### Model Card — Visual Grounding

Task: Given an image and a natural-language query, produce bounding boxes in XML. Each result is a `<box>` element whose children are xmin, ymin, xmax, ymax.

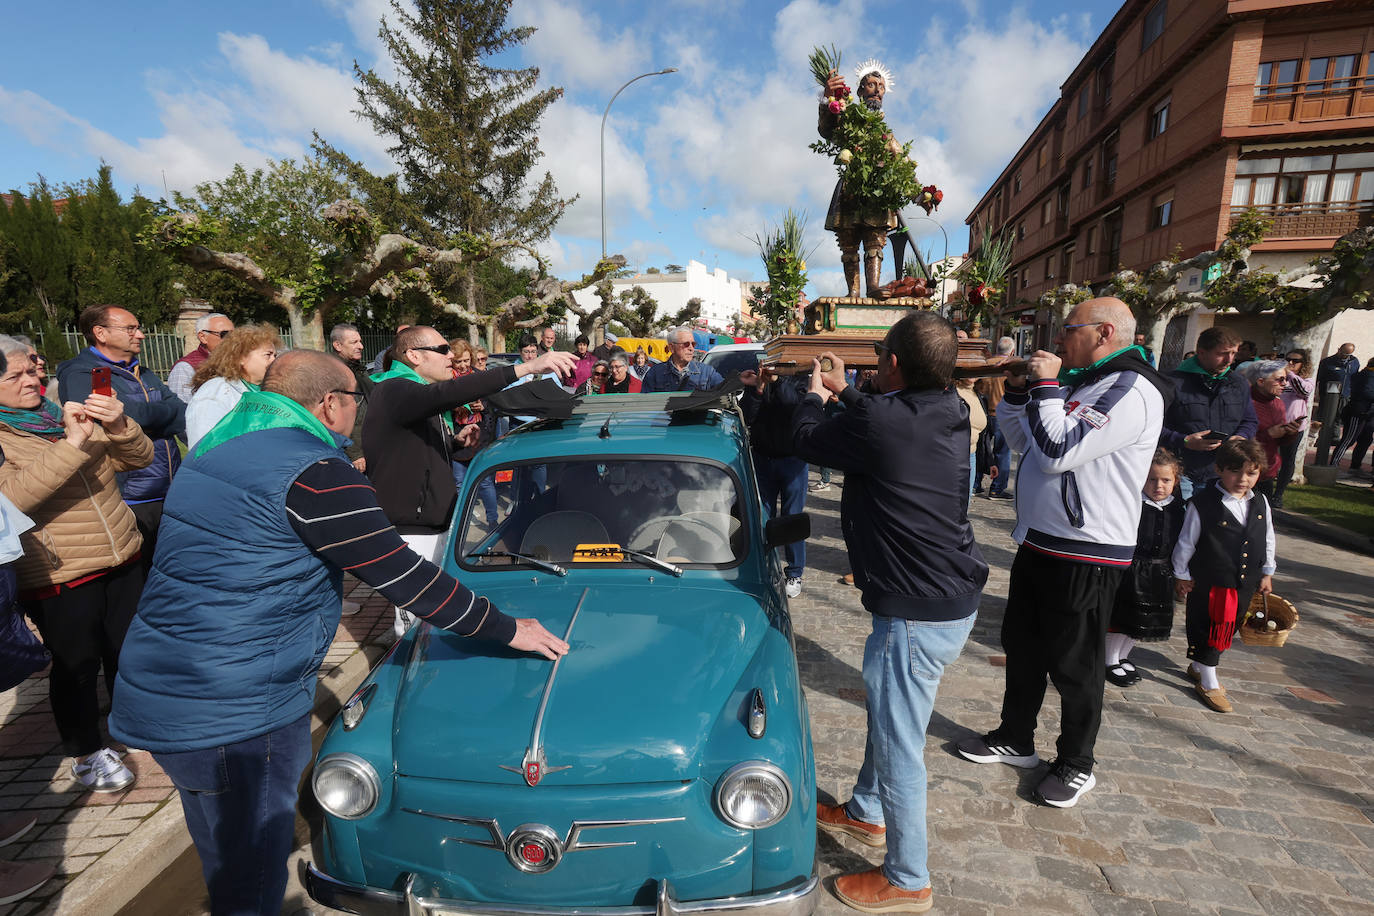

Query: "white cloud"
<box><xmin>538</xmin><ymin>97</ymin><xmax>653</xmax><ymax>245</ymax></box>
<box><xmin>516</xmin><ymin>0</ymin><xmax>651</xmax><ymax>92</ymax></box>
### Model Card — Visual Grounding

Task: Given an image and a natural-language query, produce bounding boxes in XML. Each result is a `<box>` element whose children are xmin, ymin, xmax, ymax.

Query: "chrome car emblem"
<box><xmin>500</xmin><ymin>588</ymin><xmax>588</xmax><ymax>787</ymax></box>
<box><xmin>404</xmin><ymin>811</ymin><xmax>686</xmax><ymax>874</ymax></box>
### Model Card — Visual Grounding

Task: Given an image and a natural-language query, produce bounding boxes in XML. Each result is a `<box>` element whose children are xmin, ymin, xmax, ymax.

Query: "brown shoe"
<box><xmin>833</xmin><ymin>867</ymin><xmax>933</xmax><ymax>913</ymax></box>
<box><xmin>817</xmin><ymin>801</ymin><xmax>886</xmax><ymax>847</ymax></box>
<box><xmin>1195</xmin><ymin>681</ymin><xmax>1232</xmax><ymax>713</ymax></box>
<box><xmin>842</xmin><ymin>573</ymin><xmax>855</xmax><ymax>586</ymax></box>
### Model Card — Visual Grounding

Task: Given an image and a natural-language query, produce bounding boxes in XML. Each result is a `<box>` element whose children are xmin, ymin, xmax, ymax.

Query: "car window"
<box><xmin>701</xmin><ymin>349</ymin><xmax>763</xmax><ymax>377</ymax></box>
<box><xmin>458</xmin><ymin>459</ymin><xmax>746</xmax><ymax>569</ymax></box>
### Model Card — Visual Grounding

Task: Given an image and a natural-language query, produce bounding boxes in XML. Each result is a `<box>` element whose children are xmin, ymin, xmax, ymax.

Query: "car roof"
<box><xmin>476</xmin><ymin>396</ymin><xmax>750</xmax><ymax>466</ymax></box>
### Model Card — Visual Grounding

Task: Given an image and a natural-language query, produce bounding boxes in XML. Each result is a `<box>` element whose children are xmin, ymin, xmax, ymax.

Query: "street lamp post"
<box><xmin>601</xmin><ymin>68</ymin><xmax>678</xmax><ymax>259</ymax></box>
<box><xmin>903</xmin><ymin>214</ymin><xmax>950</xmax><ymax>310</ymax></box>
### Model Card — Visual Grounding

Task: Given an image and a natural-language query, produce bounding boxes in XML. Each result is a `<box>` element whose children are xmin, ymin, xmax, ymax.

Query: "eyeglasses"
<box><xmin>100</xmin><ymin>324</ymin><xmax>143</xmax><ymax>335</ymax></box>
<box><xmin>593</xmin><ymin>371</ymin><xmax>608</xmax><ymax>378</ymax></box>
<box><xmin>328</xmin><ymin>389</ymin><xmax>367</xmax><ymax>405</ymax></box>
<box><xmin>873</xmin><ymin>341</ymin><xmax>892</xmax><ymax>357</ymax></box>
<box><xmin>1286</xmin><ymin>357</ymin><xmax>1303</xmax><ymax>364</ymax></box>
<box><xmin>203</xmin><ymin>328</ymin><xmax>232</xmax><ymax>339</ymax></box>
<box><xmin>411</xmin><ymin>343</ymin><xmax>452</xmax><ymax>356</ymax></box>
<box><xmin>1062</xmin><ymin>321</ymin><xmax>1103</xmax><ymax>330</ymax></box>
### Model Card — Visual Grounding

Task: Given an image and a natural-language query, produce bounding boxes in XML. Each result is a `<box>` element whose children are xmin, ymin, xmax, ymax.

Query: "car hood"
<box><xmin>391</xmin><ymin>582</ymin><xmax>768</xmax><ymax>785</ymax></box>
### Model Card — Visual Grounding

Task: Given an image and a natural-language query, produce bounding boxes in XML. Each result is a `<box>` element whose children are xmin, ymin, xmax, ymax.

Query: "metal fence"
<box><xmin>27</xmin><ymin>325</ymin><xmax>406</xmax><ymax>377</ymax></box>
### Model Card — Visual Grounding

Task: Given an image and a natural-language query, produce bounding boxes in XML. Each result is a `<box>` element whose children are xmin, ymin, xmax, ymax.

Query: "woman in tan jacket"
<box><xmin>0</xmin><ymin>336</ymin><xmax>153</xmax><ymax>793</ymax></box>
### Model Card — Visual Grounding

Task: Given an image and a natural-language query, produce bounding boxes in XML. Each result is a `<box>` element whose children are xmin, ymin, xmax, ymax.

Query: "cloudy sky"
<box><xmin>0</xmin><ymin>0</ymin><xmax>1119</xmax><ymax>298</ymax></box>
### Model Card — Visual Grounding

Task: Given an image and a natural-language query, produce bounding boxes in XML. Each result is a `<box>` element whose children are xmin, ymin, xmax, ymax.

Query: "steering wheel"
<box><xmin>626</xmin><ymin>515</ymin><xmax>729</xmax><ymax>562</ymax></box>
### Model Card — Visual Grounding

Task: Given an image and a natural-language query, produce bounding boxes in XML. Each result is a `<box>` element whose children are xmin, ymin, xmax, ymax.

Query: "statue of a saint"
<box><xmin>818</xmin><ymin>59</ymin><xmax>899</xmax><ymax>299</ymax></box>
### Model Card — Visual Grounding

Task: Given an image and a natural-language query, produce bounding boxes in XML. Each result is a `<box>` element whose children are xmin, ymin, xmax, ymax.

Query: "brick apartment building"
<box><xmin>965</xmin><ymin>0</ymin><xmax>1374</xmax><ymax>362</ymax></box>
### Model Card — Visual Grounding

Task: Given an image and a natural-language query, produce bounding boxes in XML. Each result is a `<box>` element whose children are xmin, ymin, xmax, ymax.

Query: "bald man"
<box><xmin>112</xmin><ymin>350</ymin><xmax>567</xmax><ymax>915</ymax></box>
<box><xmin>957</xmin><ymin>298</ymin><xmax>1171</xmax><ymax>808</ymax></box>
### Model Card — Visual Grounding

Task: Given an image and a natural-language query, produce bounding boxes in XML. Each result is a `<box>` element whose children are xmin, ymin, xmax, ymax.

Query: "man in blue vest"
<box><xmin>110</xmin><ymin>349</ymin><xmax>568</xmax><ymax>916</ymax></box>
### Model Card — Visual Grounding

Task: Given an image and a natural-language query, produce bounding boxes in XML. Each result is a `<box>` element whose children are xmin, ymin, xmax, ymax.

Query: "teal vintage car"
<box><xmin>306</xmin><ymin>391</ymin><xmax>818</xmax><ymax>914</ymax></box>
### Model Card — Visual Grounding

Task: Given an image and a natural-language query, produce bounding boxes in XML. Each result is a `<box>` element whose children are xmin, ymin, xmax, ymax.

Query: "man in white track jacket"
<box><xmin>957</xmin><ymin>297</ymin><xmax>1171</xmax><ymax>808</ymax></box>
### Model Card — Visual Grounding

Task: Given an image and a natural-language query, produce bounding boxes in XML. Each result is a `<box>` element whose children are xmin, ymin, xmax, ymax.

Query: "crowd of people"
<box><xmin>0</xmin><ymin>302</ymin><xmax>1356</xmax><ymax>912</ymax></box>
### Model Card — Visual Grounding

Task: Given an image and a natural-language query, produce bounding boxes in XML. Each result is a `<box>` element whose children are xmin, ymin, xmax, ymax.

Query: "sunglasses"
<box><xmin>412</xmin><ymin>343</ymin><xmax>452</xmax><ymax>356</ymax></box>
<box><xmin>873</xmin><ymin>341</ymin><xmax>892</xmax><ymax>357</ymax></box>
<box><xmin>1286</xmin><ymin>357</ymin><xmax>1303</xmax><ymax>364</ymax></box>
<box><xmin>593</xmin><ymin>371</ymin><xmax>608</xmax><ymax>378</ymax></box>
<box><xmin>204</xmin><ymin>328</ymin><xmax>232</xmax><ymax>339</ymax></box>
<box><xmin>328</xmin><ymin>389</ymin><xmax>366</xmax><ymax>405</ymax></box>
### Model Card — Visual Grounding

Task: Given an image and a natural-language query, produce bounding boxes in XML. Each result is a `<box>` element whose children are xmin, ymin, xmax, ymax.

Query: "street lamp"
<box><xmin>904</xmin><ymin>214</ymin><xmax>950</xmax><ymax>304</ymax></box>
<box><xmin>601</xmin><ymin>68</ymin><xmax>678</xmax><ymax>259</ymax></box>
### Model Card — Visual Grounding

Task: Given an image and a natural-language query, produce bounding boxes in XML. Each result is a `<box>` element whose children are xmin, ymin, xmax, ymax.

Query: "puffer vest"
<box><xmin>110</xmin><ymin>426</ymin><xmax>347</xmax><ymax>752</ymax></box>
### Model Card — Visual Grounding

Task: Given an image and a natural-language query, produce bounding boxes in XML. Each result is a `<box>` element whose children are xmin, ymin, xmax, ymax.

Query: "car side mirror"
<box><xmin>765</xmin><ymin>513</ymin><xmax>810</xmax><ymax>549</ymax></box>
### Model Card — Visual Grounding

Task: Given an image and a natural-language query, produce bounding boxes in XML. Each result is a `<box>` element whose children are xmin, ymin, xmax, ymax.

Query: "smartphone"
<box><xmin>91</xmin><ymin>366</ymin><xmax>113</xmax><ymax>397</ymax></box>
<box><xmin>1202</xmin><ymin>431</ymin><xmax>1227</xmax><ymax>441</ymax></box>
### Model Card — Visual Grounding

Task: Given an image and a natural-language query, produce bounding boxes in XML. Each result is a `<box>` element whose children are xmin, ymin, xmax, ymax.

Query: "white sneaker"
<box><xmin>72</xmin><ymin>748</ymin><xmax>135</xmax><ymax>793</ymax></box>
<box><xmin>392</xmin><ymin>607</ymin><xmax>416</xmax><ymax>637</ymax></box>
<box><xmin>785</xmin><ymin>578</ymin><xmax>802</xmax><ymax>598</ymax></box>
<box><xmin>808</xmin><ymin>481</ymin><xmax>830</xmax><ymax>492</ymax></box>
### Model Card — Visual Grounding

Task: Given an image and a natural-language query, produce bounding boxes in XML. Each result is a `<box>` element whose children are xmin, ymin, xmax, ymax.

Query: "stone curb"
<box><xmin>53</xmin><ymin>641</ymin><xmax>389</xmax><ymax>916</ymax></box>
<box><xmin>1274</xmin><ymin>507</ymin><xmax>1374</xmax><ymax>556</ymax></box>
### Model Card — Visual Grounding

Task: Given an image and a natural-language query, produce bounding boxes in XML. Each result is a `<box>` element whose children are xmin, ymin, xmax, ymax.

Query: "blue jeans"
<box><xmin>755</xmin><ymin>454</ymin><xmax>807</xmax><ymax>578</ymax></box>
<box><xmin>155</xmin><ymin>714</ymin><xmax>312</xmax><ymax>916</ymax></box>
<box><xmin>453</xmin><ymin>461</ymin><xmax>498</xmax><ymax>527</ymax></box>
<box><xmin>846</xmin><ymin>613</ymin><xmax>977</xmax><ymax>890</ymax></box>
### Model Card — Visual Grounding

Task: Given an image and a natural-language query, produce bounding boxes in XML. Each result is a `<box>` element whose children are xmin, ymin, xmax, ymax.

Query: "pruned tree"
<box><xmin>149</xmin><ymin>198</ymin><xmax>623</xmax><ymax>350</ymax></box>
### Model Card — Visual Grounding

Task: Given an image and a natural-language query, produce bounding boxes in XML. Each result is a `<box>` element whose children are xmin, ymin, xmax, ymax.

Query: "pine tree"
<box><xmin>316</xmin><ymin>0</ymin><xmax>574</xmax><ymax>323</ymax></box>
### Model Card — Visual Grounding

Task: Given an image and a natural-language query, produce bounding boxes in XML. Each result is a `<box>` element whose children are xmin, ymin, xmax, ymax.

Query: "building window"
<box><xmin>1078</xmin><ymin>86</ymin><xmax>1090</xmax><ymax>119</ymax></box>
<box><xmin>1141</xmin><ymin>0</ymin><xmax>1166</xmax><ymax>51</ymax></box>
<box><xmin>1041</xmin><ymin>199</ymin><xmax>1053</xmax><ymax>226</ymax></box>
<box><xmin>1255</xmin><ymin>59</ymin><xmax>1300</xmax><ymax>96</ymax></box>
<box><xmin>1150</xmin><ymin>191</ymin><xmax>1174</xmax><ymax>230</ymax></box>
<box><xmin>1148</xmin><ymin>96</ymin><xmax>1170</xmax><ymax>140</ymax></box>
<box><xmin>1232</xmin><ymin>151</ymin><xmax>1374</xmax><ymax>212</ymax></box>
<box><xmin>1045</xmin><ymin>255</ymin><xmax>1055</xmax><ymax>281</ymax></box>
<box><xmin>1305</xmin><ymin>55</ymin><xmax>1357</xmax><ymax>92</ymax></box>
<box><xmin>1021</xmin><ymin>272</ymin><xmax>1029</xmax><ymax>290</ymax></box>
<box><xmin>1085</xmin><ymin>227</ymin><xmax>1097</xmax><ymax>254</ymax></box>
<box><xmin>1082</xmin><ymin>156</ymin><xmax>1094</xmax><ymax>189</ymax></box>
<box><xmin>1014</xmin><ymin>172</ymin><xmax>1022</xmax><ymax>193</ymax></box>
<box><xmin>1038</xmin><ymin>142</ymin><xmax>1049</xmax><ymax>171</ymax></box>
<box><xmin>1367</xmin><ymin>52</ymin><xmax>1374</xmax><ymax>88</ymax></box>
<box><xmin>1018</xmin><ymin>221</ymin><xmax>1026</xmax><ymax>241</ymax></box>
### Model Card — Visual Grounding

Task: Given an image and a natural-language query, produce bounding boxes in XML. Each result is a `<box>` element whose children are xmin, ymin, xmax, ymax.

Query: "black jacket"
<box><xmin>791</xmin><ymin>384</ymin><xmax>988</xmax><ymax>620</ymax></box>
<box><xmin>363</xmin><ymin>365</ymin><xmax>517</xmax><ymax>534</ymax></box>
<box><xmin>741</xmin><ymin>375</ymin><xmax>811</xmax><ymax>458</ymax></box>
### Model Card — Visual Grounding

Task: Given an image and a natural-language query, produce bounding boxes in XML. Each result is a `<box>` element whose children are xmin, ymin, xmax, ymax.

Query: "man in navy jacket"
<box><xmin>1160</xmin><ymin>325</ymin><xmax>1257</xmax><ymax>497</ymax></box>
<box><xmin>792</xmin><ymin>311</ymin><xmax>987</xmax><ymax>913</ymax></box>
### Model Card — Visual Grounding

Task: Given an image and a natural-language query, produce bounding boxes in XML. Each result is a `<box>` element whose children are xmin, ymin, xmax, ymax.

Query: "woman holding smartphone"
<box><xmin>0</xmin><ymin>335</ymin><xmax>154</xmax><ymax>793</ymax></box>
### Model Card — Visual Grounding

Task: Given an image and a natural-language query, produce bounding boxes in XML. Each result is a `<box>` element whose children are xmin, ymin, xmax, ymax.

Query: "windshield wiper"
<box><xmin>619</xmin><ymin>546</ymin><xmax>683</xmax><ymax>577</ymax></box>
<box><xmin>465</xmin><ymin>549</ymin><xmax>568</xmax><ymax>577</ymax></box>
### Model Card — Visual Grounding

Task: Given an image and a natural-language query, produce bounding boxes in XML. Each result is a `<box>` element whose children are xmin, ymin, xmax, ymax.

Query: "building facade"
<box><xmin>570</xmin><ymin>260</ymin><xmax>745</xmax><ymax>331</ymax></box>
<box><xmin>965</xmin><ymin>0</ymin><xmax>1374</xmax><ymax>360</ymax></box>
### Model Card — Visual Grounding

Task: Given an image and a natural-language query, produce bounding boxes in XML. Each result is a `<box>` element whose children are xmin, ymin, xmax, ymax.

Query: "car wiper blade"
<box><xmin>465</xmin><ymin>549</ymin><xmax>568</xmax><ymax>577</ymax></box>
<box><xmin>618</xmin><ymin>546</ymin><xmax>683</xmax><ymax>577</ymax></box>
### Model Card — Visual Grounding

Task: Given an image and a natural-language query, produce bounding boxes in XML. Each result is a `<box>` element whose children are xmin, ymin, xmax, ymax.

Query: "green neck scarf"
<box><xmin>1174</xmin><ymin>354</ymin><xmax>1230</xmax><ymax>380</ymax></box>
<box><xmin>192</xmin><ymin>390</ymin><xmax>337</xmax><ymax>458</ymax></box>
<box><xmin>1058</xmin><ymin>345</ymin><xmax>1147</xmax><ymax>385</ymax></box>
<box><xmin>370</xmin><ymin>360</ymin><xmax>455</xmax><ymax>427</ymax></box>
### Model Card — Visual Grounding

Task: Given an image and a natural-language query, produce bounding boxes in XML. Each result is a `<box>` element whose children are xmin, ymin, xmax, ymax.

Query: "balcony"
<box><xmin>1230</xmin><ymin>201</ymin><xmax>1374</xmax><ymax>239</ymax></box>
<box><xmin>1252</xmin><ymin>77</ymin><xmax>1374</xmax><ymax>125</ymax></box>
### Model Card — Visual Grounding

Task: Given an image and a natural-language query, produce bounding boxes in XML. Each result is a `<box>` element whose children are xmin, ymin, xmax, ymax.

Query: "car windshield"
<box><xmin>457</xmin><ymin>459</ymin><xmax>746</xmax><ymax>569</ymax></box>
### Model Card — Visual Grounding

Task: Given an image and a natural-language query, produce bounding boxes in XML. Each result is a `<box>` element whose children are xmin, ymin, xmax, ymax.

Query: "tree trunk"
<box><xmin>286</xmin><ymin>305</ymin><xmax>326</xmax><ymax>351</ymax></box>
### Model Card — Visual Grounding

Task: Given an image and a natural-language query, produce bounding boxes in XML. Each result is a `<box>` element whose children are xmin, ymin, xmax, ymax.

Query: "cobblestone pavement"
<box><xmin>797</xmin><ymin>472</ymin><xmax>1374</xmax><ymax>915</ymax></box>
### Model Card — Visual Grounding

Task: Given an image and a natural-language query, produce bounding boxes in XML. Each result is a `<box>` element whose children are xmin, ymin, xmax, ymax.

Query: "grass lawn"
<box><xmin>1282</xmin><ymin>482</ymin><xmax>1374</xmax><ymax>538</ymax></box>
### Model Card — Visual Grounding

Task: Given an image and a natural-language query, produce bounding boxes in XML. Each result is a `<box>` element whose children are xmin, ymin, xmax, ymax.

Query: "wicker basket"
<box><xmin>1239</xmin><ymin>592</ymin><xmax>1299</xmax><ymax>647</ymax></box>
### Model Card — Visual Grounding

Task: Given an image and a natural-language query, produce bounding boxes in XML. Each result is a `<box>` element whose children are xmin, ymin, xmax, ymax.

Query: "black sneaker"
<box><xmin>955</xmin><ymin>733</ymin><xmax>1040</xmax><ymax>768</ymax></box>
<box><xmin>988</xmin><ymin>491</ymin><xmax>1014</xmax><ymax>501</ymax></box>
<box><xmin>1035</xmin><ymin>761</ymin><xmax>1096</xmax><ymax>808</ymax></box>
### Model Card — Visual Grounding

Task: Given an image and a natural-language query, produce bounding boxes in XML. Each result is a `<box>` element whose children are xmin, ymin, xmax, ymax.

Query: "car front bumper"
<box><xmin>305</xmin><ymin>863</ymin><xmax>819</xmax><ymax>916</ymax></box>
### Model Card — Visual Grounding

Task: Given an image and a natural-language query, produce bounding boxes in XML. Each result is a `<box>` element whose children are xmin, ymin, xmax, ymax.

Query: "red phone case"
<box><xmin>91</xmin><ymin>367</ymin><xmax>113</xmax><ymax>397</ymax></box>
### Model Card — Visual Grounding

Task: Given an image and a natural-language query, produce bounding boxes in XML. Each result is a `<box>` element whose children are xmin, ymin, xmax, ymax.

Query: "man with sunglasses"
<box><xmin>365</xmin><ymin>326</ymin><xmax>575</xmax><ymax>635</ymax></box>
<box><xmin>167</xmin><ymin>312</ymin><xmax>235</xmax><ymax>404</ymax></box>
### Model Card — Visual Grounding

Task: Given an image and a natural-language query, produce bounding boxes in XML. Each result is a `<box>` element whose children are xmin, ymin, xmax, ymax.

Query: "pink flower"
<box><xmin>828</xmin><ymin>98</ymin><xmax>844</xmax><ymax>113</ymax></box>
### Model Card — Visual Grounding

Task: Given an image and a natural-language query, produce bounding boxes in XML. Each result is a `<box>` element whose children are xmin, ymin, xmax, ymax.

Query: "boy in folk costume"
<box><xmin>1172</xmin><ymin>439</ymin><xmax>1276</xmax><ymax>713</ymax></box>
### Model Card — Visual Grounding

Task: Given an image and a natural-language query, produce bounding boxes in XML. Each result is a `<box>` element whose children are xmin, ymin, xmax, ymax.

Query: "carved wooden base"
<box><xmin>764</xmin><ymin>334</ymin><xmax>1004</xmax><ymax>375</ymax></box>
<box><xmin>802</xmin><ymin>296</ymin><xmax>936</xmax><ymax>336</ymax></box>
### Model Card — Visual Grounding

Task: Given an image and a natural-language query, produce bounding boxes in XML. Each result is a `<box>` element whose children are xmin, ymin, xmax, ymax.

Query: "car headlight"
<box><xmin>313</xmin><ymin>753</ymin><xmax>380</xmax><ymax>820</ymax></box>
<box><xmin>714</xmin><ymin>761</ymin><xmax>791</xmax><ymax>829</ymax></box>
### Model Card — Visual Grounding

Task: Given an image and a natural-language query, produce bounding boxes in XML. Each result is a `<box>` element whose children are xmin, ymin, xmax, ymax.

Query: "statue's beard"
<box><xmin>862</xmin><ymin>96</ymin><xmax>883</xmax><ymax>111</ymax></box>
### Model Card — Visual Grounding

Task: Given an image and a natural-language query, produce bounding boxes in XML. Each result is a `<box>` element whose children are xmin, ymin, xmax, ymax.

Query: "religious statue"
<box><xmin>809</xmin><ymin>47</ymin><xmax>939</xmax><ymax>301</ymax></box>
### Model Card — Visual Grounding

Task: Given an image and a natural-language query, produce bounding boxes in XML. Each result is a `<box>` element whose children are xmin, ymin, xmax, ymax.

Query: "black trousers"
<box><xmin>129</xmin><ymin>500</ymin><xmax>164</xmax><ymax>578</ymax></box>
<box><xmin>23</xmin><ymin>561</ymin><xmax>144</xmax><ymax>757</ymax></box>
<box><xmin>995</xmin><ymin>547</ymin><xmax>1123</xmax><ymax>772</ymax></box>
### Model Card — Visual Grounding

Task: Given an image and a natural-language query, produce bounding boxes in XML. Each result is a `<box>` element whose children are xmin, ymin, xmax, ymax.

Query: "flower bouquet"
<box><xmin>751</xmin><ymin>210</ymin><xmax>815</xmax><ymax>334</ymax></box>
<box><xmin>807</xmin><ymin>45</ymin><xmax>935</xmax><ymax>217</ymax></box>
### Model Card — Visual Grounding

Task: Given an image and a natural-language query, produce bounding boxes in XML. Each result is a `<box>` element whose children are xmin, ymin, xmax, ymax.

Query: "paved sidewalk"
<box><xmin>0</xmin><ymin>579</ymin><xmax>395</xmax><ymax>916</ymax></box>
<box><xmin>800</xmin><ymin>475</ymin><xmax>1374</xmax><ymax>915</ymax></box>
